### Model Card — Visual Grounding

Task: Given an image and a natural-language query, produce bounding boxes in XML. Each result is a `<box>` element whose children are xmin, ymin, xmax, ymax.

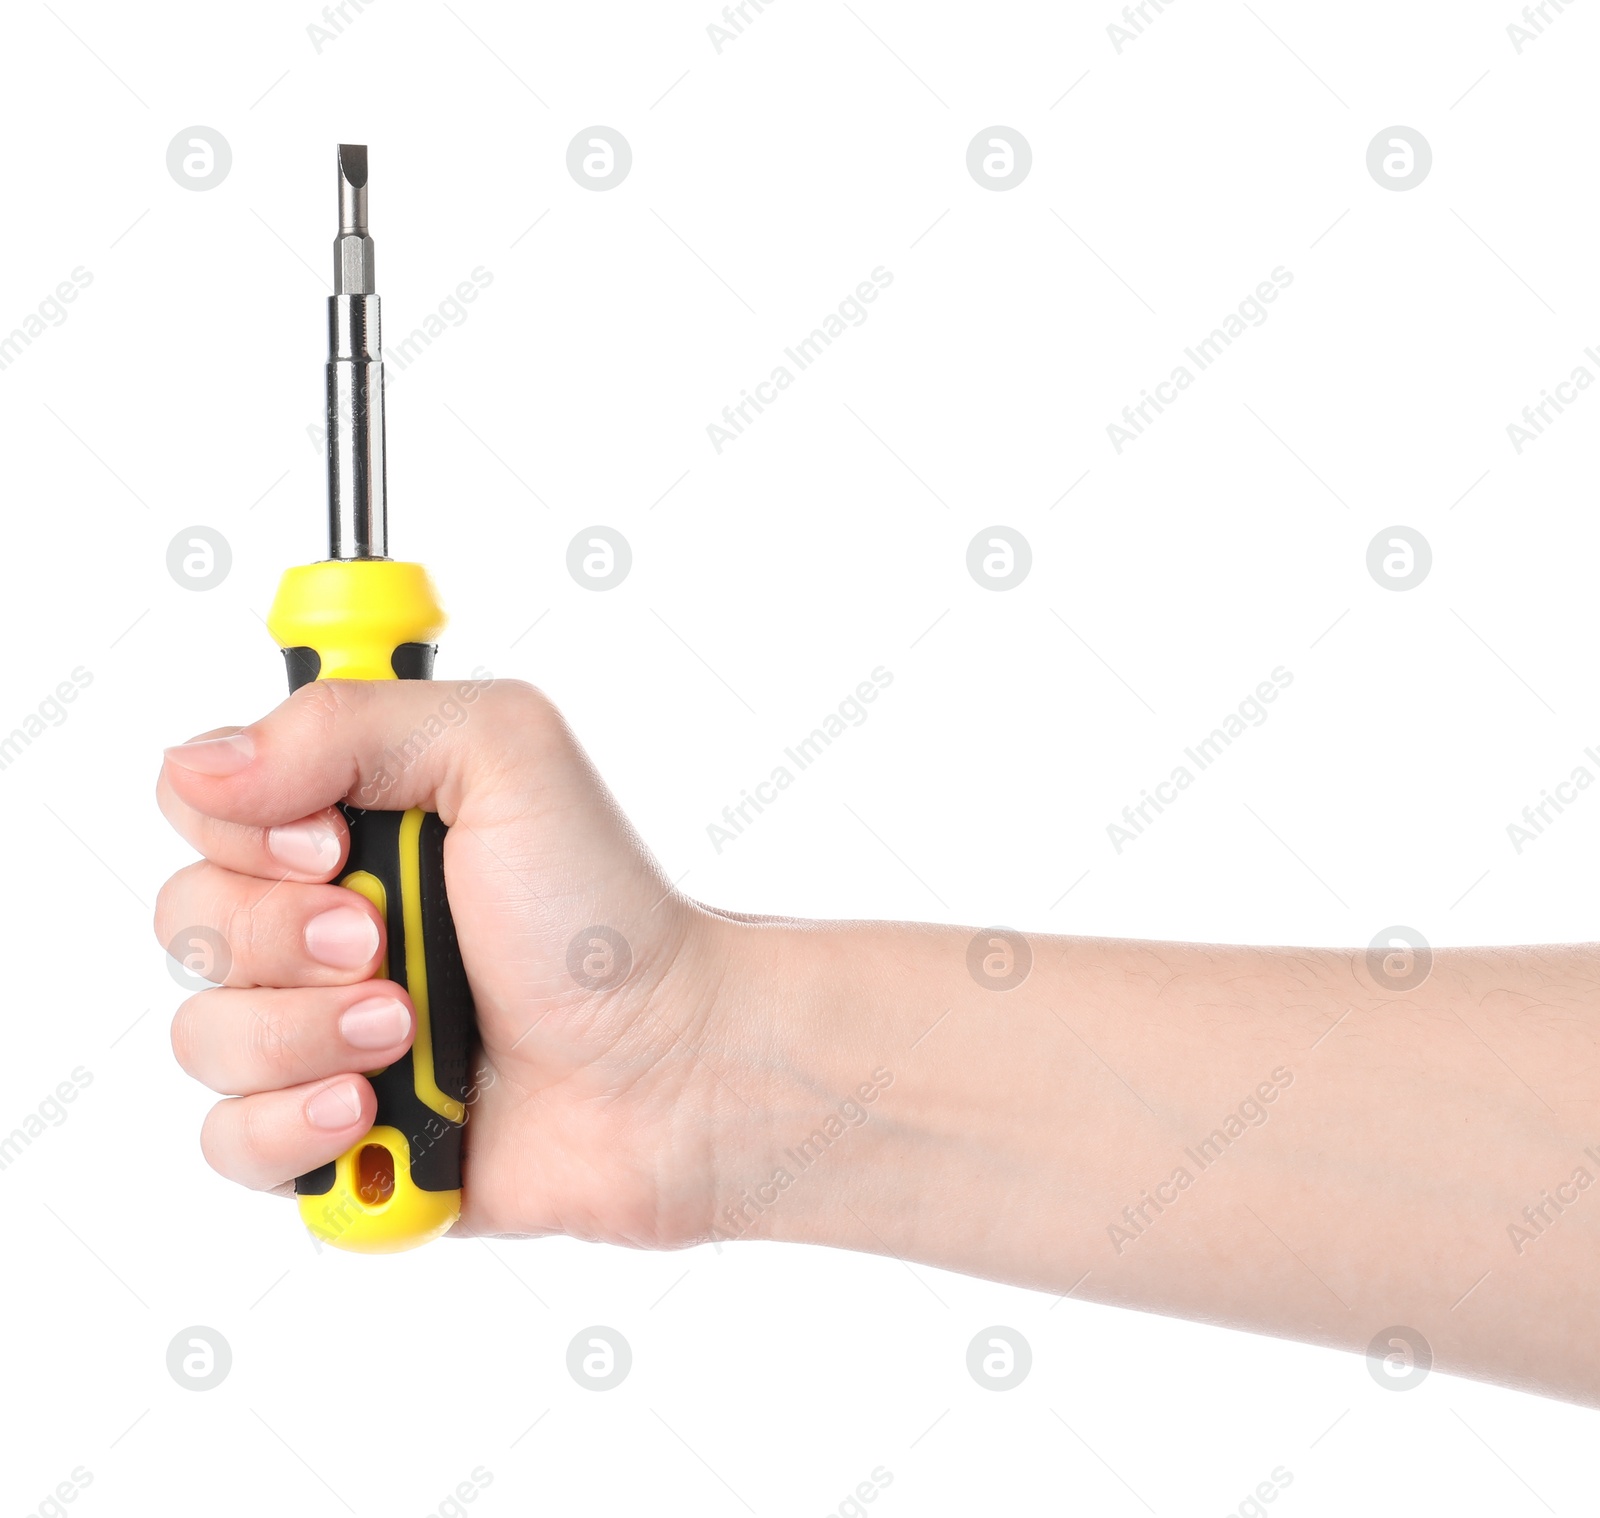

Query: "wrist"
<box><xmin>692</xmin><ymin>914</ymin><xmax>1119</xmax><ymax>1293</ymax></box>
<box><xmin>692</xmin><ymin>913</ymin><xmax>950</xmax><ymax>1258</ymax></box>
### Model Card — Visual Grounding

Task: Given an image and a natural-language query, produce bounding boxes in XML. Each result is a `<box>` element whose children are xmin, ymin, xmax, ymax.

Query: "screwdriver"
<box><xmin>266</xmin><ymin>145</ymin><xmax>476</xmax><ymax>1253</ymax></box>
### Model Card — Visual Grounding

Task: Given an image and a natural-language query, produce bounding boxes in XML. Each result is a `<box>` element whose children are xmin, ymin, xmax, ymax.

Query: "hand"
<box><xmin>156</xmin><ymin>678</ymin><xmax>744</xmax><ymax>1245</ymax></box>
<box><xmin>156</xmin><ymin>678</ymin><xmax>1600</xmax><ymax>1406</ymax></box>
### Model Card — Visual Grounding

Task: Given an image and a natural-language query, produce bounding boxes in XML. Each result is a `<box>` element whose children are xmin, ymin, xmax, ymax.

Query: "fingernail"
<box><xmin>339</xmin><ymin>995</ymin><xmax>410</xmax><ymax>1050</ymax></box>
<box><xmin>165</xmin><ymin>732</ymin><xmax>255</xmax><ymax>776</ymax></box>
<box><xmin>305</xmin><ymin>907</ymin><xmax>379</xmax><ymax>969</ymax></box>
<box><xmin>305</xmin><ymin>1078</ymin><xmax>363</xmax><ymax>1130</ymax></box>
<box><xmin>268</xmin><ymin>818</ymin><xmax>342</xmax><ymax>876</ymax></box>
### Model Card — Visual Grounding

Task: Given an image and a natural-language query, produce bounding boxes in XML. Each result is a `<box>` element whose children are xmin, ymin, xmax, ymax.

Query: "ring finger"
<box><xmin>172</xmin><ymin>981</ymin><xmax>415</xmax><ymax>1096</ymax></box>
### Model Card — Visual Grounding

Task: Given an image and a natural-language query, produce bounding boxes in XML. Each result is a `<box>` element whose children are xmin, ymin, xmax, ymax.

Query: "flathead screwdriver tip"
<box><xmin>333</xmin><ymin>144</ymin><xmax>374</xmax><ymax>295</ymax></box>
<box><xmin>337</xmin><ymin>144</ymin><xmax>369</xmax><ymax>234</ymax></box>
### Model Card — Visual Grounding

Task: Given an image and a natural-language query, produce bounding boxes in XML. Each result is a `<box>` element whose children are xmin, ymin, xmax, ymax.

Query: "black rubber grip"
<box><xmin>283</xmin><ymin>644</ymin><xmax>477</xmax><ymax>1199</ymax></box>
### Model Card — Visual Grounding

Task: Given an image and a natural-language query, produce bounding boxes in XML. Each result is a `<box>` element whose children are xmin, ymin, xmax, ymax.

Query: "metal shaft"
<box><xmin>327</xmin><ymin>144</ymin><xmax>386</xmax><ymax>560</ymax></box>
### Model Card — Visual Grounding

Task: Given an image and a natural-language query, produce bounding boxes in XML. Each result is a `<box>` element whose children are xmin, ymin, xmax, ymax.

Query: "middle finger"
<box><xmin>172</xmin><ymin>981</ymin><xmax>415</xmax><ymax>1095</ymax></box>
<box><xmin>155</xmin><ymin>859</ymin><xmax>386</xmax><ymax>988</ymax></box>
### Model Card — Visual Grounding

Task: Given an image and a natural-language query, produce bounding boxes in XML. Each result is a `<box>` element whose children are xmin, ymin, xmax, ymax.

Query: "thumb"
<box><xmin>160</xmin><ymin>677</ymin><xmax>562</xmax><ymax>829</ymax></box>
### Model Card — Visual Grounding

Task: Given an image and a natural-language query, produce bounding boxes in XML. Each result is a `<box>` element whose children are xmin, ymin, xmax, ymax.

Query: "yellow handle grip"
<box><xmin>268</xmin><ymin>560</ymin><xmax>474</xmax><ymax>1254</ymax></box>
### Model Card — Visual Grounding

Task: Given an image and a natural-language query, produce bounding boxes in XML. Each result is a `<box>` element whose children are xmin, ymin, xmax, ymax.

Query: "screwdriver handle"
<box><xmin>267</xmin><ymin>559</ymin><xmax>476</xmax><ymax>1253</ymax></box>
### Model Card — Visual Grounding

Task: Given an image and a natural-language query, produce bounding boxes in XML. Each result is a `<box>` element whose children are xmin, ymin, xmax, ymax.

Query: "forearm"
<box><xmin>713</xmin><ymin>920</ymin><xmax>1600</xmax><ymax>1405</ymax></box>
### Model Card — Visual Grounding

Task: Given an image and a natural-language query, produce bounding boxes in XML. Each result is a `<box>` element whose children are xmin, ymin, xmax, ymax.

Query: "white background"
<box><xmin>1</xmin><ymin>0</ymin><xmax>1597</xmax><ymax>1512</ymax></box>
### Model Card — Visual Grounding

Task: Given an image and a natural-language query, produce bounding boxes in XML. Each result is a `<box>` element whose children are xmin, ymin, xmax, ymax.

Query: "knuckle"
<box><xmin>221</xmin><ymin>898</ymin><xmax>258</xmax><ymax>983</ymax></box>
<box><xmin>489</xmin><ymin>678</ymin><xmax>553</xmax><ymax>726</ymax></box>
<box><xmin>244</xmin><ymin>1007</ymin><xmax>300</xmax><ymax>1083</ymax></box>
<box><xmin>292</xmin><ymin>678</ymin><xmax>359</xmax><ymax>731</ymax></box>
<box><xmin>486</xmin><ymin>680</ymin><xmax>562</xmax><ymax>753</ymax></box>
<box><xmin>231</xmin><ymin>1097</ymin><xmax>278</xmax><ymax>1173</ymax></box>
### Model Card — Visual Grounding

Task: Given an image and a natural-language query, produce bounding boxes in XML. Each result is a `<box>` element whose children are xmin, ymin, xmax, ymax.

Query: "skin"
<box><xmin>156</xmin><ymin>679</ymin><xmax>1600</xmax><ymax>1407</ymax></box>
